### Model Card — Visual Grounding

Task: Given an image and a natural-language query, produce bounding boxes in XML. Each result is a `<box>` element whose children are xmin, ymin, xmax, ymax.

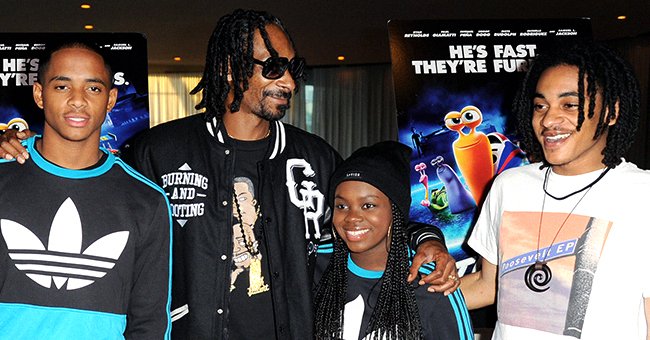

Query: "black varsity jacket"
<box><xmin>123</xmin><ymin>113</ymin><xmax>342</xmax><ymax>339</ymax></box>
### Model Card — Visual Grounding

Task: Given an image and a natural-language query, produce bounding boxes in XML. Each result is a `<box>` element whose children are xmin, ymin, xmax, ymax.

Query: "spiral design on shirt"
<box><xmin>524</xmin><ymin>262</ymin><xmax>552</xmax><ymax>292</ymax></box>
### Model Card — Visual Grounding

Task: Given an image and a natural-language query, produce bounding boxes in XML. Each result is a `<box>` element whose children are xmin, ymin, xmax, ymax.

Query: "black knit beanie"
<box><xmin>329</xmin><ymin>141</ymin><xmax>412</xmax><ymax>217</ymax></box>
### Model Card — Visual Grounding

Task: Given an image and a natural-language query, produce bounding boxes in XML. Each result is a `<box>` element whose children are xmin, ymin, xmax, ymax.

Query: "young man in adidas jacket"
<box><xmin>0</xmin><ymin>42</ymin><xmax>172</xmax><ymax>339</ymax></box>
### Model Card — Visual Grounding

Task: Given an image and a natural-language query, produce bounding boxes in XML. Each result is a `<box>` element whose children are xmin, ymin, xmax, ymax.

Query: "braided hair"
<box><xmin>190</xmin><ymin>9</ymin><xmax>299</xmax><ymax>120</ymax></box>
<box><xmin>513</xmin><ymin>41</ymin><xmax>640</xmax><ymax>168</ymax></box>
<box><xmin>314</xmin><ymin>204</ymin><xmax>423</xmax><ymax>340</ymax></box>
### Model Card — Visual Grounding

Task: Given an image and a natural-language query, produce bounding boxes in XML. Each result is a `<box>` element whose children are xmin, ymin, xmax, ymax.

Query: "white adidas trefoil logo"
<box><xmin>1</xmin><ymin>197</ymin><xmax>129</xmax><ymax>290</ymax></box>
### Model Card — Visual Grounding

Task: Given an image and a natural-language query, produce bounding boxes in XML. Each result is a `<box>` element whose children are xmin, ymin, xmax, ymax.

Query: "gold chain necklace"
<box><xmin>226</xmin><ymin>128</ymin><xmax>271</xmax><ymax>140</ymax></box>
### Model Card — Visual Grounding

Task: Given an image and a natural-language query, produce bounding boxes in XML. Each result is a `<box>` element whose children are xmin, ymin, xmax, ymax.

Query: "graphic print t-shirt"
<box><xmin>227</xmin><ymin>136</ymin><xmax>275</xmax><ymax>339</ymax></box>
<box><xmin>468</xmin><ymin>163</ymin><xmax>650</xmax><ymax>340</ymax></box>
<box><xmin>498</xmin><ymin>210</ymin><xmax>611</xmax><ymax>336</ymax></box>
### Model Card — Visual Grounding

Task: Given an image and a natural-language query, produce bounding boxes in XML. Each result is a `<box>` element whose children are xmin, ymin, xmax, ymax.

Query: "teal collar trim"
<box><xmin>348</xmin><ymin>254</ymin><xmax>384</xmax><ymax>279</ymax></box>
<box><xmin>28</xmin><ymin>136</ymin><xmax>114</xmax><ymax>179</ymax></box>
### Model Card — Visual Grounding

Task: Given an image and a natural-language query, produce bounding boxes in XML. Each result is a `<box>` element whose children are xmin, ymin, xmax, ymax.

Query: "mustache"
<box><xmin>540</xmin><ymin>126</ymin><xmax>569</xmax><ymax>134</ymax></box>
<box><xmin>263</xmin><ymin>90</ymin><xmax>292</xmax><ymax>100</ymax></box>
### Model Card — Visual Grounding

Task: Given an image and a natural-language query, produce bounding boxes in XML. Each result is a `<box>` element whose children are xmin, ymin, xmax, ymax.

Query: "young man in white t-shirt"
<box><xmin>461</xmin><ymin>42</ymin><xmax>650</xmax><ymax>340</ymax></box>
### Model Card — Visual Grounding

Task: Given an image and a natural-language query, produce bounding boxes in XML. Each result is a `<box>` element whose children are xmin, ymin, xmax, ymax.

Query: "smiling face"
<box><xmin>333</xmin><ymin>180</ymin><xmax>393</xmax><ymax>270</ymax></box>
<box><xmin>33</xmin><ymin>47</ymin><xmax>117</xmax><ymax>147</ymax></box>
<box><xmin>232</xmin><ymin>224</ymin><xmax>252</xmax><ymax>269</ymax></box>
<box><xmin>237</xmin><ymin>24</ymin><xmax>296</xmax><ymax>121</ymax></box>
<box><xmin>532</xmin><ymin>64</ymin><xmax>616</xmax><ymax>175</ymax></box>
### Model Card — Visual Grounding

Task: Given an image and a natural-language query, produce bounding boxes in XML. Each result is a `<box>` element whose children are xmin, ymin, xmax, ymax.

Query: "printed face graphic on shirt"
<box><xmin>233</xmin><ymin>181</ymin><xmax>259</xmax><ymax>226</ymax></box>
<box><xmin>230</xmin><ymin>177</ymin><xmax>269</xmax><ymax>296</ymax></box>
<box><xmin>232</xmin><ymin>223</ymin><xmax>254</xmax><ymax>272</ymax></box>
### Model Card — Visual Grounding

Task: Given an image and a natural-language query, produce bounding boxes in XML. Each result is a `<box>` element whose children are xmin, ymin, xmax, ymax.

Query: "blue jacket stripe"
<box><xmin>0</xmin><ymin>302</ymin><xmax>126</xmax><ymax>339</ymax></box>
<box><xmin>317</xmin><ymin>243</ymin><xmax>333</xmax><ymax>254</ymax></box>
<box><xmin>115</xmin><ymin>158</ymin><xmax>168</xmax><ymax>197</ymax></box>
<box><xmin>449</xmin><ymin>290</ymin><xmax>473</xmax><ymax>339</ymax></box>
<box><xmin>457</xmin><ymin>291</ymin><xmax>474</xmax><ymax>338</ymax></box>
<box><xmin>115</xmin><ymin>158</ymin><xmax>173</xmax><ymax>339</ymax></box>
<box><xmin>447</xmin><ymin>291</ymin><xmax>467</xmax><ymax>340</ymax></box>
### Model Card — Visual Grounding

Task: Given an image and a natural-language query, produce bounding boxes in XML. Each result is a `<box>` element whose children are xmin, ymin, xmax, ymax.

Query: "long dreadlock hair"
<box><xmin>513</xmin><ymin>41</ymin><xmax>640</xmax><ymax>168</ymax></box>
<box><xmin>314</xmin><ymin>204</ymin><xmax>423</xmax><ymax>340</ymax></box>
<box><xmin>190</xmin><ymin>9</ymin><xmax>300</xmax><ymax>121</ymax></box>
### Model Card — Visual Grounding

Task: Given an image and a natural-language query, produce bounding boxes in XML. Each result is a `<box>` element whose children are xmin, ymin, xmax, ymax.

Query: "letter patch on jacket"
<box><xmin>285</xmin><ymin>158</ymin><xmax>324</xmax><ymax>239</ymax></box>
<box><xmin>160</xmin><ymin>163</ymin><xmax>209</xmax><ymax>227</ymax></box>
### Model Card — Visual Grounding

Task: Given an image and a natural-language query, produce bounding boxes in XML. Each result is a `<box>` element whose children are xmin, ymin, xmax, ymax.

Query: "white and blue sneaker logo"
<box><xmin>1</xmin><ymin>197</ymin><xmax>129</xmax><ymax>290</ymax></box>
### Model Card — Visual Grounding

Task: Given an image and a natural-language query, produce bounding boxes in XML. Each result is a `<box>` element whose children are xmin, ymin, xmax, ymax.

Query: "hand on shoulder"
<box><xmin>0</xmin><ymin>129</ymin><xmax>34</xmax><ymax>164</ymax></box>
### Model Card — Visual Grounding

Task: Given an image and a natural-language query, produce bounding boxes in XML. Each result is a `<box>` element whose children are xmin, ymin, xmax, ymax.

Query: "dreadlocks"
<box><xmin>190</xmin><ymin>9</ymin><xmax>298</xmax><ymax>120</ymax></box>
<box><xmin>313</xmin><ymin>204</ymin><xmax>423</xmax><ymax>340</ymax></box>
<box><xmin>513</xmin><ymin>41</ymin><xmax>640</xmax><ymax>168</ymax></box>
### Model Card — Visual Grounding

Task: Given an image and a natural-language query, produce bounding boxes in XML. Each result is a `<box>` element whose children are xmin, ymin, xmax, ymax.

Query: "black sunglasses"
<box><xmin>253</xmin><ymin>56</ymin><xmax>305</xmax><ymax>80</ymax></box>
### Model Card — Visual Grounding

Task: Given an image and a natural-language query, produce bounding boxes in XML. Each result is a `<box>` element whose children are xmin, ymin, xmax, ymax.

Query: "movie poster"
<box><xmin>0</xmin><ymin>33</ymin><xmax>148</xmax><ymax>154</ymax></box>
<box><xmin>388</xmin><ymin>19</ymin><xmax>592</xmax><ymax>275</ymax></box>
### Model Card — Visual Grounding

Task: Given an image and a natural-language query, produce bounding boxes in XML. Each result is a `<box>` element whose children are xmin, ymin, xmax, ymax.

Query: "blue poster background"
<box><xmin>388</xmin><ymin>19</ymin><xmax>592</xmax><ymax>276</ymax></box>
<box><xmin>0</xmin><ymin>33</ymin><xmax>148</xmax><ymax>154</ymax></box>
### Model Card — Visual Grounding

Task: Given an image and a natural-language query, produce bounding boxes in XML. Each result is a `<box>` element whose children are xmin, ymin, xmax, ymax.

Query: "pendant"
<box><xmin>247</xmin><ymin>257</ymin><xmax>270</xmax><ymax>296</ymax></box>
<box><xmin>524</xmin><ymin>261</ymin><xmax>552</xmax><ymax>293</ymax></box>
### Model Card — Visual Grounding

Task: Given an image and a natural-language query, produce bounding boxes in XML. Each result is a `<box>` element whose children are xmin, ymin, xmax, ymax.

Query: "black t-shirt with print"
<box><xmin>227</xmin><ymin>136</ymin><xmax>276</xmax><ymax>339</ymax></box>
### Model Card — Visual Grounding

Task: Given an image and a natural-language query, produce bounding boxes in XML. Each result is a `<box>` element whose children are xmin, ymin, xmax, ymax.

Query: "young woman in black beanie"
<box><xmin>313</xmin><ymin>141</ymin><xmax>473</xmax><ymax>340</ymax></box>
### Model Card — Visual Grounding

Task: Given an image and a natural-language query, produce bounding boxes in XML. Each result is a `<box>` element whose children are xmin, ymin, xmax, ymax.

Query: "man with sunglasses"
<box><xmin>125</xmin><ymin>10</ymin><xmax>342</xmax><ymax>339</ymax></box>
<box><xmin>0</xmin><ymin>9</ymin><xmax>458</xmax><ymax>339</ymax></box>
